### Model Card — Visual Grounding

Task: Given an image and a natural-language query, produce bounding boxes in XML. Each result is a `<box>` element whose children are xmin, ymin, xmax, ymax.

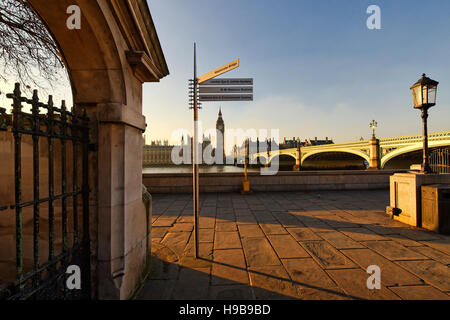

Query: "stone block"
<box><xmin>212</xmin><ymin>249</ymin><xmax>248</xmax><ymax>286</ymax></box>
<box><xmin>395</xmin><ymin>260</ymin><xmax>450</xmax><ymax>292</ymax></box>
<box><xmin>249</xmin><ymin>265</ymin><xmax>298</xmax><ymax>299</ymax></box>
<box><xmin>362</xmin><ymin>240</ymin><xmax>428</xmax><ymax>261</ymax></box>
<box><xmin>268</xmin><ymin>235</ymin><xmax>309</xmax><ymax>258</ymax></box>
<box><xmin>389</xmin><ymin>173</ymin><xmax>450</xmax><ymax>227</ymax></box>
<box><xmin>341</xmin><ymin>249</ymin><xmax>422</xmax><ymax>287</ymax></box>
<box><xmin>214</xmin><ymin>231</ymin><xmax>241</xmax><ymax>249</ymax></box>
<box><xmin>389</xmin><ymin>285</ymin><xmax>449</xmax><ymax>300</ymax></box>
<box><xmin>300</xmin><ymin>241</ymin><xmax>356</xmax><ymax>269</ymax></box>
<box><xmin>317</xmin><ymin>231</ymin><xmax>365</xmax><ymax>249</ymax></box>
<box><xmin>241</xmin><ymin>237</ymin><xmax>280</xmax><ymax>267</ymax></box>
<box><xmin>326</xmin><ymin>269</ymin><xmax>400</xmax><ymax>300</ymax></box>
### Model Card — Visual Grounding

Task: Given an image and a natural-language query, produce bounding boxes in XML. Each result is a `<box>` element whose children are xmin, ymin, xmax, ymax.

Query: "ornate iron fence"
<box><xmin>430</xmin><ymin>147</ymin><xmax>450</xmax><ymax>174</ymax></box>
<box><xmin>0</xmin><ymin>83</ymin><xmax>90</xmax><ymax>300</ymax></box>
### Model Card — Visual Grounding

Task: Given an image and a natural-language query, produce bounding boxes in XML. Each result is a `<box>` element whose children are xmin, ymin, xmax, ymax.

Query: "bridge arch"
<box><xmin>269</xmin><ymin>152</ymin><xmax>296</xmax><ymax>163</ymax></box>
<box><xmin>301</xmin><ymin>149</ymin><xmax>370</xmax><ymax>165</ymax></box>
<box><xmin>381</xmin><ymin>140</ymin><xmax>450</xmax><ymax>168</ymax></box>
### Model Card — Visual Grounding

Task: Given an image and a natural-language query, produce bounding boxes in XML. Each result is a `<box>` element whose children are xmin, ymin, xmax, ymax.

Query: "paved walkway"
<box><xmin>136</xmin><ymin>190</ymin><xmax>450</xmax><ymax>300</ymax></box>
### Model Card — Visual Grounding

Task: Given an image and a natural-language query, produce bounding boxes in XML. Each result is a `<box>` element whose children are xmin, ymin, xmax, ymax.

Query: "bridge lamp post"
<box><xmin>410</xmin><ymin>73</ymin><xmax>439</xmax><ymax>174</ymax></box>
<box><xmin>369</xmin><ymin>120</ymin><xmax>378</xmax><ymax>139</ymax></box>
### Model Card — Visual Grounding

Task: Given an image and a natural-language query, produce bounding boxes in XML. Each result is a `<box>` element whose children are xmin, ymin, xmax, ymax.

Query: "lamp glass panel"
<box><xmin>412</xmin><ymin>85</ymin><xmax>422</xmax><ymax>107</ymax></box>
<box><xmin>422</xmin><ymin>86</ymin><xmax>428</xmax><ymax>105</ymax></box>
<box><xmin>427</xmin><ymin>86</ymin><xmax>437</xmax><ymax>105</ymax></box>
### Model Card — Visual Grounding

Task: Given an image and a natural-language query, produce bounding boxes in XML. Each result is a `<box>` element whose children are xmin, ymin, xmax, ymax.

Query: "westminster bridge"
<box><xmin>250</xmin><ymin>131</ymin><xmax>450</xmax><ymax>170</ymax></box>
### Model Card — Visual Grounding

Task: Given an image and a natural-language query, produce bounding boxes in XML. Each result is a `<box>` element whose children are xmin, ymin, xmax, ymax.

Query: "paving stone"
<box><xmin>388</xmin><ymin>234</ymin><xmax>424</xmax><ymax>247</ymax></box>
<box><xmin>303</xmin><ymin>220</ymin><xmax>335</xmax><ymax>233</ymax></box>
<box><xmin>287</xmin><ymin>227</ymin><xmax>322</xmax><ymax>241</ymax></box>
<box><xmin>414</xmin><ymin>246</ymin><xmax>450</xmax><ymax>265</ymax></box>
<box><xmin>214</xmin><ymin>231</ymin><xmax>241</xmax><ymax>250</ymax></box>
<box><xmin>249</xmin><ymin>265</ymin><xmax>298</xmax><ymax>299</ymax></box>
<box><xmin>209</xmin><ymin>285</ymin><xmax>254</xmax><ymax>300</ymax></box>
<box><xmin>275</xmin><ymin>213</ymin><xmax>302</xmax><ymax>226</ymax></box>
<box><xmin>212</xmin><ymin>249</ymin><xmax>248</xmax><ymax>286</ymax></box>
<box><xmin>395</xmin><ymin>260</ymin><xmax>450</xmax><ymax>292</ymax></box>
<box><xmin>171</xmin><ymin>267</ymin><xmax>211</xmax><ymax>299</ymax></box>
<box><xmin>362</xmin><ymin>241</ymin><xmax>428</xmax><ymax>261</ymax></box>
<box><xmin>341</xmin><ymin>249</ymin><xmax>423</xmax><ymax>287</ymax></box>
<box><xmin>420</xmin><ymin>239</ymin><xmax>450</xmax><ymax>256</ymax></box>
<box><xmin>241</xmin><ymin>237</ymin><xmax>280</xmax><ymax>267</ymax></box>
<box><xmin>136</xmin><ymin>279</ymin><xmax>176</xmax><ymax>300</ymax></box>
<box><xmin>149</xmin><ymin>243</ymin><xmax>179</xmax><ymax>280</ymax></box>
<box><xmin>183</xmin><ymin>240</ymin><xmax>213</xmax><ymax>262</ymax></box>
<box><xmin>268</xmin><ymin>234</ymin><xmax>310</xmax><ymax>259</ymax></box>
<box><xmin>233</xmin><ymin>202</ymin><xmax>249</xmax><ymax>209</ymax></box>
<box><xmin>217</xmin><ymin>207</ymin><xmax>234</xmax><ymax>215</ymax></box>
<box><xmin>363</xmin><ymin>224</ymin><xmax>401</xmax><ymax>235</ymax></box>
<box><xmin>326</xmin><ymin>269</ymin><xmax>400</xmax><ymax>300</ymax></box>
<box><xmin>161</xmin><ymin>232</ymin><xmax>191</xmax><ymax>256</ymax></box>
<box><xmin>177</xmin><ymin>216</ymin><xmax>193</xmax><ymax>223</ymax></box>
<box><xmin>283</xmin><ymin>258</ymin><xmax>348</xmax><ymax>300</ymax></box>
<box><xmin>153</xmin><ymin>217</ymin><xmax>177</xmax><ymax>227</ymax></box>
<box><xmin>199</xmin><ymin>216</ymin><xmax>216</xmax><ymax>229</ymax></box>
<box><xmin>260</xmin><ymin>223</ymin><xmax>289</xmax><ymax>235</ymax></box>
<box><xmin>303</xmin><ymin>209</ymin><xmax>333</xmax><ymax>217</ymax></box>
<box><xmin>238</xmin><ymin>224</ymin><xmax>265</xmax><ymax>238</ymax></box>
<box><xmin>338</xmin><ymin>227</ymin><xmax>385</xmax><ymax>241</ymax></box>
<box><xmin>168</xmin><ymin>223</ymin><xmax>193</xmax><ymax>232</ymax></box>
<box><xmin>300</xmin><ymin>241</ymin><xmax>356</xmax><ymax>269</ymax></box>
<box><xmin>388</xmin><ymin>285</ymin><xmax>450</xmax><ymax>300</ymax></box>
<box><xmin>396</xmin><ymin>228</ymin><xmax>443</xmax><ymax>241</ymax></box>
<box><xmin>198</xmin><ymin>228</ymin><xmax>214</xmax><ymax>243</ymax></box>
<box><xmin>216</xmin><ymin>214</ymin><xmax>235</xmax><ymax>223</ymax></box>
<box><xmin>253</xmin><ymin>211</ymin><xmax>277</xmax><ymax>223</ymax></box>
<box><xmin>215</xmin><ymin>222</ymin><xmax>237</xmax><ymax>232</ymax></box>
<box><xmin>317</xmin><ymin>231</ymin><xmax>365</xmax><ymax>249</ymax></box>
<box><xmin>234</xmin><ymin>208</ymin><xmax>252</xmax><ymax>216</ymax></box>
<box><xmin>152</xmin><ymin>227</ymin><xmax>169</xmax><ymax>239</ymax></box>
<box><xmin>319</xmin><ymin>216</ymin><xmax>356</xmax><ymax>228</ymax></box>
<box><xmin>236</xmin><ymin>215</ymin><xmax>258</xmax><ymax>225</ymax></box>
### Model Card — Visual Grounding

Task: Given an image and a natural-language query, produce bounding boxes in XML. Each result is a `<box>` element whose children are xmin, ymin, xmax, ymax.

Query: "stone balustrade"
<box><xmin>143</xmin><ymin>170</ymin><xmax>405</xmax><ymax>194</ymax></box>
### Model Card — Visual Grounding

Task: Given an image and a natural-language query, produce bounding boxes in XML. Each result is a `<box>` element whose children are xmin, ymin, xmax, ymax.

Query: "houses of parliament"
<box><xmin>143</xmin><ymin>109</ymin><xmax>225</xmax><ymax>166</ymax></box>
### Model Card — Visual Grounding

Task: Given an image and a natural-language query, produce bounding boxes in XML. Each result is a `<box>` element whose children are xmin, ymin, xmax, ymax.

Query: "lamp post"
<box><xmin>410</xmin><ymin>73</ymin><xmax>439</xmax><ymax>174</ymax></box>
<box><xmin>369</xmin><ymin>120</ymin><xmax>378</xmax><ymax>139</ymax></box>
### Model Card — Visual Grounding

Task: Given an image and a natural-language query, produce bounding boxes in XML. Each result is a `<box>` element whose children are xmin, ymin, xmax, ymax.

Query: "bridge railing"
<box><xmin>379</xmin><ymin>130</ymin><xmax>450</xmax><ymax>144</ymax></box>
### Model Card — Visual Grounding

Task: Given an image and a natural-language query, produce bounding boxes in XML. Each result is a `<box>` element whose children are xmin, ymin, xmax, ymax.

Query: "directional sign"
<box><xmin>199</xmin><ymin>86</ymin><xmax>253</xmax><ymax>94</ymax></box>
<box><xmin>200</xmin><ymin>78</ymin><xmax>253</xmax><ymax>86</ymax></box>
<box><xmin>199</xmin><ymin>94</ymin><xmax>253</xmax><ymax>102</ymax></box>
<box><xmin>197</xmin><ymin>59</ymin><xmax>239</xmax><ymax>84</ymax></box>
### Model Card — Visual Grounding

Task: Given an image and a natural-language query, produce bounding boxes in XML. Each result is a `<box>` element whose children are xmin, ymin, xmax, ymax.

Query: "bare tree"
<box><xmin>0</xmin><ymin>0</ymin><xmax>65</xmax><ymax>91</ymax></box>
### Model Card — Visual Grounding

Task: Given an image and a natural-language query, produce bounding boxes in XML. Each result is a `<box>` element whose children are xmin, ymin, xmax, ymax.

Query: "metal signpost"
<box><xmin>189</xmin><ymin>43</ymin><xmax>253</xmax><ymax>258</ymax></box>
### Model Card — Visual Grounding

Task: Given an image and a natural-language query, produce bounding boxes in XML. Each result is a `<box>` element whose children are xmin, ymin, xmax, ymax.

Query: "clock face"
<box><xmin>218</xmin><ymin>125</ymin><xmax>223</xmax><ymax>131</ymax></box>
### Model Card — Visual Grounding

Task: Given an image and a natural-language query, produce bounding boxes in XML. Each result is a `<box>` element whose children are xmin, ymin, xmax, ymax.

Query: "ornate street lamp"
<box><xmin>369</xmin><ymin>120</ymin><xmax>378</xmax><ymax>139</ymax></box>
<box><xmin>410</xmin><ymin>73</ymin><xmax>439</xmax><ymax>174</ymax></box>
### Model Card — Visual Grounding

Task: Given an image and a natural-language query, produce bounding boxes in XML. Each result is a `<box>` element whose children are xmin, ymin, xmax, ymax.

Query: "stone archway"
<box><xmin>27</xmin><ymin>0</ymin><xmax>169</xmax><ymax>299</ymax></box>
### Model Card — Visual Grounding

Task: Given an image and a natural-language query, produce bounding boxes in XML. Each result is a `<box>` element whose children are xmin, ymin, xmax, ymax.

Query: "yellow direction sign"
<box><xmin>197</xmin><ymin>59</ymin><xmax>239</xmax><ymax>84</ymax></box>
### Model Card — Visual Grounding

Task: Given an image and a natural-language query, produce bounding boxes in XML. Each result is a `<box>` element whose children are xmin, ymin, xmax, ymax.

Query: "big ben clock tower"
<box><xmin>216</xmin><ymin>108</ymin><xmax>225</xmax><ymax>163</ymax></box>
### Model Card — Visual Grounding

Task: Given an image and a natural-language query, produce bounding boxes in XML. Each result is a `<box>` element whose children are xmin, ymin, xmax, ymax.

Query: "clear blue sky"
<box><xmin>143</xmin><ymin>0</ymin><xmax>450</xmax><ymax>147</ymax></box>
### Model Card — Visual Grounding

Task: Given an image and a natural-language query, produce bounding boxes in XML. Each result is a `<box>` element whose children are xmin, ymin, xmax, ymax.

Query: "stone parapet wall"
<box><xmin>143</xmin><ymin>170</ymin><xmax>405</xmax><ymax>194</ymax></box>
